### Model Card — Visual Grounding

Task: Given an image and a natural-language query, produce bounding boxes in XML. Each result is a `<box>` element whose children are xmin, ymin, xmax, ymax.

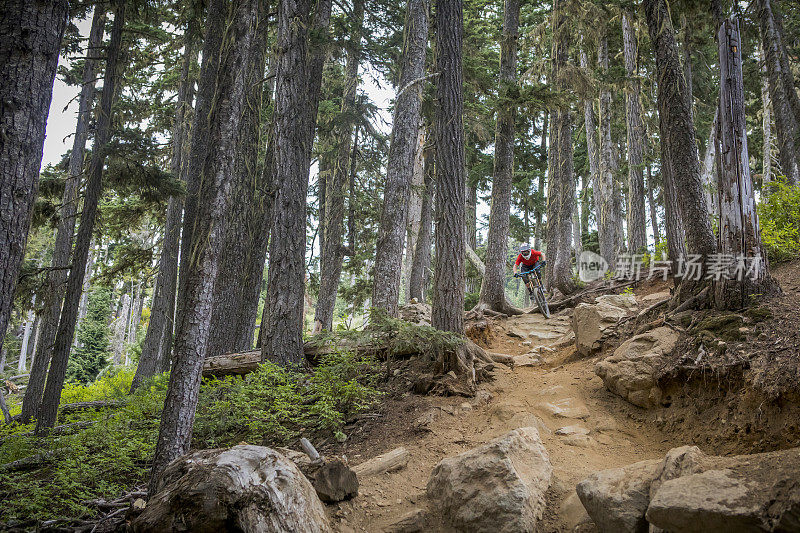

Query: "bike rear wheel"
<box><xmin>534</xmin><ymin>286</ymin><xmax>550</xmax><ymax>318</ymax></box>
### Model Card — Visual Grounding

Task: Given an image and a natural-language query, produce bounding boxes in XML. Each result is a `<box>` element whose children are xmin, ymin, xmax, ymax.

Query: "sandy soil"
<box><xmin>331</xmin><ymin>299</ymin><xmax>677</xmax><ymax>532</ymax></box>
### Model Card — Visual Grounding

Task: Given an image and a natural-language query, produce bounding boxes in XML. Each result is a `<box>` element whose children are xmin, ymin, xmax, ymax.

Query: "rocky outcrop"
<box><xmin>399</xmin><ymin>302</ymin><xmax>431</xmax><ymax>326</ymax></box>
<box><xmin>577</xmin><ymin>445</ymin><xmax>800</xmax><ymax>533</ymax></box>
<box><xmin>573</xmin><ymin>294</ymin><xmax>638</xmax><ymax>356</ymax></box>
<box><xmin>133</xmin><ymin>445</ymin><xmax>331</xmax><ymax>532</ymax></box>
<box><xmin>594</xmin><ymin>326</ymin><xmax>679</xmax><ymax>408</ymax></box>
<box><xmin>426</xmin><ymin>427</ymin><xmax>552</xmax><ymax>533</ymax></box>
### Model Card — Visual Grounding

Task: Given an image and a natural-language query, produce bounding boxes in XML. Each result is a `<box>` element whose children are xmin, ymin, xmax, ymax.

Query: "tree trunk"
<box><xmin>700</xmin><ymin>106</ymin><xmax>719</xmax><ymax>217</ymax></box>
<box><xmin>534</xmin><ymin>113</ymin><xmax>547</xmax><ymax>250</ymax></box>
<box><xmin>757</xmin><ymin>0</ymin><xmax>800</xmax><ymax>184</ymax></box>
<box><xmin>647</xmin><ymin>165</ymin><xmax>662</xmax><ymax>245</ymax></box>
<box><xmin>402</xmin><ymin>132</ymin><xmax>425</xmax><ymax>304</ymax></box>
<box><xmin>622</xmin><ymin>12</ymin><xmax>647</xmax><ymax>253</ymax></box>
<box><xmin>597</xmin><ymin>32</ymin><xmax>620</xmax><ymax>267</ymax></box>
<box><xmin>771</xmin><ymin>0</ymin><xmax>800</xmax><ymax>125</ymax></box>
<box><xmin>233</xmin><ymin>53</ymin><xmax>276</xmax><ymax>352</ymax></box>
<box><xmin>372</xmin><ymin>0</ymin><xmax>429</xmax><ymax>316</ymax></box>
<box><xmin>572</xmin><ymin>192</ymin><xmax>582</xmax><ymax>258</ymax></box>
<box><xmin>0</xmin><ymin>0</ymin><xmax>68</xmax><ymax>356</ymax></box>
<box><xmin>259</xmin><ymin>0</ymin><xmax>330</xmax><ymax>351</ymax></box>
<box><xmin>207</xmin><ymin>0</ymin><xmax>270</xmax><ymax>356</ymax></box>
<box><xmin>545</xmin><ymin>0</ymin><xmax>576</xmax><ymax>296</ymax></box>
<box><xmin>37</xmin><ymin>1</ymin><xmax>125</xmax><ymax>433</ymax></box>
<box><xmin>409</xmin><ymin>140</ymin><xmax>434</xmax><ymax>303</ymax></box>
<box><xmin>645</xmin><ymin>0</ymin><xmax>716</xmax><ymax>280</ymax></box>
<box><xmin>659</xmin><ymin>109</ymin><xmax>688</xmax><ymax>269</ymax></box>
<box><xmin>260</xmin><ymin>0</ymin><xmax>314</xmax><ymax>367</ymax></box>
<box><xmin>131</xmin><ymin>22</ymin><xmax>199</xmax><ymax>391</ymax></box>
<box><xmin>580</xmin><ymin>44</ymin><xmax>601</xmax><ymax>252</ymax></box>
<box><xmin>432</xmin><ymin>0</ymin><xmax>466</xmax><ymax>335</ymax></box>
<box><xmin>761</xmin><ymin>47</ymin><xmax>773</xmax><ymax>191</ymax></box>
<box><xmin>714</xmin><ymin>19</ymin><xmax>778</xmax><ymax>309</ymax></box>
<box><xmin>22</xmin><ymin>4</ymin><xmax>105</xmax><ymax>421</ymax></box>
<box><xmin>151</xmin><ymin>0</ymin><xmax>264</xmax><ymax>488</ymax></box>
<box><xmin>18</xmin><ymin>310</ymin><xmax>33</xmax><ymax>372</ymax></box>
<box><xmin>479</xmin><ymin>0</ymin><xmax>521</xmax><ymax>315</ymax></box>
<box><xmin>580</xmin><ymin>174</ymin><xmax>589</xmax><ymax>240</ymax></box>
<box><xmin>314</xmin><ymin>0</ymin><xmax>364</xmax><ymax>332</ymax></box>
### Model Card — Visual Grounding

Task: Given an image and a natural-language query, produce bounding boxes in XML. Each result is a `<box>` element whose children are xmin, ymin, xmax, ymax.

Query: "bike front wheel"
<box><xmin>534</xmin><ymin>286</ymin><xmax>550</xmax><ymax>319</ymax></box>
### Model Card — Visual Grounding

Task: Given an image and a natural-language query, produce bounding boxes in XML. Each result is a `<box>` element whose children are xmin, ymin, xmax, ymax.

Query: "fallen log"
<box><xmin>0</xmin><ymin>447</ymin><xmax>72</xmax><ymax>473</ymax></box>
<box><xmin>353</xmin><ymin>447</ymin><xmax>409</xmax><ymax>477</ymax></box>
<box><xmin>203</xmin><ymin>338</ymin><xmax>423</xmax><ymax>378</ymax></box>
<box><xmin>59</xmin><ymin>400</ymin><xmax>124</xmax><ymax>414</ymax></box>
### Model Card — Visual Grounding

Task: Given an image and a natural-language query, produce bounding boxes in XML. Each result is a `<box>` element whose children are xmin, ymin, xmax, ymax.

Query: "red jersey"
<box><xmin>515</xmin><ymin>250</ymin><xmax>542</xmax><ymax>267</ymax></box>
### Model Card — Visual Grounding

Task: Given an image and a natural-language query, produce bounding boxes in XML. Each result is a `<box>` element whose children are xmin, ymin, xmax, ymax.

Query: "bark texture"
<box><xmin>645</xmin><ymin>0</ymin><xmax>716</xmax><ymax>267</ymax></box>
<box><xmin>545</xmin><ymin>0</ymin><xmax>575</xmax><ymax>296</ymax></box>
<box><xmin>0</xmin><ymin>0</ymin><xmax>68</xmax><ymax>356</ymax></box>
<box><xmin>131</xmin><ymin>22</ymin><xmax>199</xmax><ymax>391</ymax></box>
<box><xmin>409</xmin><ymin>139</ymin><xmax>434</xmax><ymax>302</ymax></box>
<box><xmin>479</xmin><ymin>0</ymin><xmax>521</xmax><ymax>315</ymax></box>
<box><xmin>260</xmin><ymin>0</ymin><xmax>314</xmax><ymax>366</ymax></box>
<box><xmin>757</xmin><ymin>0</ymin><xmax>800</xmax><ymax>184</ymax></box>
<box><xmin>150</xmin><ymin>0</ymin><xmax>262</xmax><ymax>487</ymax></box>
<box><xmin>622</xmin><ymin>13</ymin><xmax>647</xmax><ymax>253</ymax></box>
<box><xmin>315</xmin><ymin>0</ymin><xmax>365</xmax><ymax>331</ymax></box>
<box><xmin>37</xmin><ymin>1</ymin><xmax>125</xmax><ymax>433</ymax></box>
<box><xmin>714</xmin><ymin>19</ymin><xmax>777</xmax><ymax>309</ymax></box>
<box><xmin>597</xmin><ymin>33</ymin><xmax>620</xmax><ymax>266</ymax></box>
<box><xmin>647</xmin><ymin>166</ymin><xmax>662</xmax><ymax>244</ymax></box>
<box><xmin>207</xmin><ymin>0</ymin><xmax>270</xmax><ymax>356</ymax></box>
<box><xmin>22</xmin><ymin>4</ymin><xmax>104</xmax><ymax>421</ymax></box>
<box><xmin>432</xmin><ymin>0</ymin><xmax>466</xmax><ymax>334</ymax></box>
<box><xmin>258</xmin><ymin>0</ymin><xmax>331</xmax><ymax>349</ymax></box>
<box><xmin>373</xmin><ymin>0</ymin><xmax>430</xmax><ymax>316</ymax></box>
<box><xmin>761</xmin><ymin>48</ymin><xmax>773</xmax><ymax>190</ymax></box>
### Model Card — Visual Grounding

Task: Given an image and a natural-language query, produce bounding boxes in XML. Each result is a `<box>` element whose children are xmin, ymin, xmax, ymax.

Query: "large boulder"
<box><xmin>426</xmin><ymin>427</ymin><xmax>553</xmax><ymax>533</ymax></box>
<box><xmin>576</xmin><ymin>458</ymin><xmax>661</xmax><ymax>533</ymax></box>
<box><xmin>576</xmin><ymin>446</ymin><xmax>800</xmax><ymax>533</ymax></box>
<box><xmin>594</xmin><ymin>326</ymin><xmax>679</xmax><ymax>408</ymax></box>
<box><xmin>573</xmin><ymin>295</ymin><xmax>637</xmax><ymax>356</ymax></box>
<box><xmin>132</xmin><ymin>445</ymin><xmax>331</xmax><ymax>532</ymax></box>
<box><xmin>646</xmin><ymin>447</ymin><xmax>800</xmax><ymax>532</ymax></box>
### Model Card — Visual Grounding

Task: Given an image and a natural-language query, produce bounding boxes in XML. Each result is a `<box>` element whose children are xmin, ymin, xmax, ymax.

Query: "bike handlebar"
<box><xmin>514</xmin><ymin>260</ymin><xmax>546</xmax><ymax>277</ymax></box>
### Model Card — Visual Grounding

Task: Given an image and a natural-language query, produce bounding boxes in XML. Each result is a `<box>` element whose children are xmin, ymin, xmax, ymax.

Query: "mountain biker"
<box><xmin>512</xmin><ymin>243</ymin><xmax>543</xmax><ymax>278</ymax></box>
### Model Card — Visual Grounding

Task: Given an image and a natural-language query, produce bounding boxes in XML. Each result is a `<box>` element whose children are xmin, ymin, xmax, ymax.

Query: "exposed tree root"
<box><xmin>471</xmin><ymin>300</ymin><xmax>524</xmax><ymax>317</ymax></box>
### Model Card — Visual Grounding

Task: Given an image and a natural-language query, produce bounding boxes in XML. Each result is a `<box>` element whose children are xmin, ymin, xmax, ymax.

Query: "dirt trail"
<box><xmin>335</xmin><ymin>306</ymin><xmax>678</xmax><ymax>532</ymax></box>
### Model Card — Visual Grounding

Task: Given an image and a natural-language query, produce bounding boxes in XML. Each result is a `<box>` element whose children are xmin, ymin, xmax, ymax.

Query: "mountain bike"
<box><xmin>514</xmin><ymin>261</ymin><xmax>550</xmax><ymax>319</ymax></box>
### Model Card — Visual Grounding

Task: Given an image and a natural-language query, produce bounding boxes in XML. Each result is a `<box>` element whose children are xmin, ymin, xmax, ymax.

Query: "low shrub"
<box><xmin>759</xmin><ymin>180</ymin><xmax>800</xmax><ymax>263</ymax></box>
<box><xmin>0</xmin><ymin>350</ymin><xmax>381</xmax><ymax>522</ymax></box>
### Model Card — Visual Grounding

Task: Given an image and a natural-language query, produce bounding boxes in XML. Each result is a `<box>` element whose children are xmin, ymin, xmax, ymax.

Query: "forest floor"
<box><xmin>326</xmin><ymin>260</ymin><xmax>800</xmax><ymax>533</ymax></box>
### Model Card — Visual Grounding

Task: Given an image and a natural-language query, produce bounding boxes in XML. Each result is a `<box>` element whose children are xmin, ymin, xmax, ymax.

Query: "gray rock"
<box><xmin>646</xmin><ymin>447</ymin><xmax>800</xmax><ymax>533</ymax></box>
<box><xmin>576</xmin><ymin>458</ymin><xmax>661</xmax><ymax>533</ymax></box>
<box><xmin>577</xmin><ymin>446</ymin><xmax>800</xmax><ymax>533</ymax></box>
<box><xmin>594</xmin><ymin>327</ymin><xmax>679</xmax><ymax>408</ymax></box>
<box><xmin>312</xmin><ymin>459</ymin><xmax>358</xmax><ymax>503</ymax></box>
<box><xmin>398</xmin><ymin>302</ymin><xmax>431</xmax><ymax>326</ymax></box>
<box><xmin>573</xmin><ymin>297</ymin><xmax>633</xmax><ymax>356</ymax></box>
<box><xmin>426</xmin><ymin>427</ymin><xmax>553</xmax><ymax>533</ymax></box>
<box><xmin>385</xmin><ymin>508</ymin><xmax>427</xmax><ymax>533</ymax></box>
